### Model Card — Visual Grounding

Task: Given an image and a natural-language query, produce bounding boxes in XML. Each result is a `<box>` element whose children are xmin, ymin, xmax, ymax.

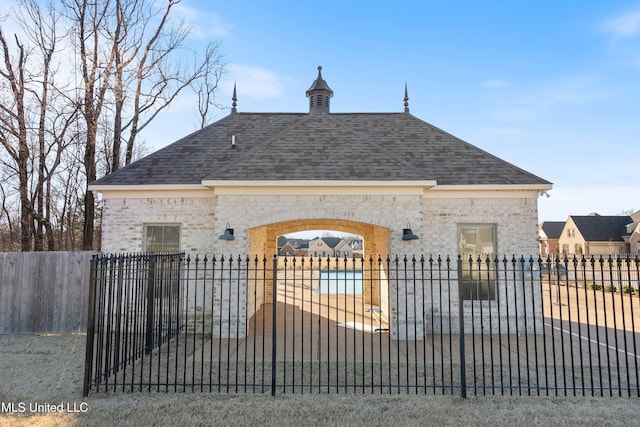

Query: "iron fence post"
<box><xmin>145</xmin><ymin>255</ymin><xmax>156</xmax><ymax>355</ymax></box>
<box><xmin>271</xmin><ymin>254</ymin><xmax>278</xmax><ymax>396</ymax></box>
<box><xmin>457</xmin><ymin>256</ymin><xmax>467</xmax><ymax>398</ymax></box>
<box><xmin>83</xmin><ymin>255</ymin><xmax>99</xmax><ymax>397</ymax></box>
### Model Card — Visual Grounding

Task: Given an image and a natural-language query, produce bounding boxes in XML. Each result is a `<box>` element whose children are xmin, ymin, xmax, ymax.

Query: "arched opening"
<box><xmin>247</xmin><ymin>219</ymin><xmax>391</xmax><ymax>340</ymax></box>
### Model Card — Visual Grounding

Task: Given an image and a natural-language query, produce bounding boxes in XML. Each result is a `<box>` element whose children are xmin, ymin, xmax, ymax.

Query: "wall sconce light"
<box><xmin>402</xmin><ymin>223</ymin><xmax>419</xmax><ymax>241</ymax></box>
<box><xmin>218</xmin><ymin>223</ymin><xmax>235</xmax><ymax>240</ymax></box>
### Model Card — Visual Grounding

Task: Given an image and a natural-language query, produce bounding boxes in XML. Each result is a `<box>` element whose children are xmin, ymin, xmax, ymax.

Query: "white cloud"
<box><xmin>510</xmin><ymin>75</ymin><xmax>606</xmax><ymax>110</ymax></box>
<box><xmin>227</xmin><ymin>64</ymin><xmax>293</xmax><ymax>99</ymax></box>
<box><xmin>601</xmin><ymin>11</ymin><xmax>640</xmax><ymax>38</ymax></box>
<box><xmin>478</xmin><ymin>127</ymin><xmax>524</xmax><ymax>136</ymax></box>
<box><xmin>173</xmin><ymin>3</ymin><xmax>233</xmax><ymax>38</ymax></box>
<box><xmin>483</xmin><ymin>79</ymin><xmax>509</xmax><ymax>89</ymax></box>
<box><xmin>489</xmin><ymin>74</ymin><xmax>607</xmax><ymax>124</ymax></box>
<box><xmin>544</xmin><ymin>75</ymin><xmax>608</xmax><ymax>104</ymax></box>
<box><xmin>491</xmin><ymin>108</ymin><xmax>534</xmax><ymax>121</ymax></box>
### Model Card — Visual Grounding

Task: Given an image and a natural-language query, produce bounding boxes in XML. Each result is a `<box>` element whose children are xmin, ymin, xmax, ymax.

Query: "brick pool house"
<box><xmin>90</xmin><ymin>66</ymin><xmax>552</xmax><ymax>338</ymax></box>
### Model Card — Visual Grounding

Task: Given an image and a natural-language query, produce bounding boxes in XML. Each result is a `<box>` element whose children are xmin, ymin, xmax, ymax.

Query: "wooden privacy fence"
<box><xmin>0</xmin><ymin>251</ymin><xmax>93</xmax><ymax>333</ymax></box>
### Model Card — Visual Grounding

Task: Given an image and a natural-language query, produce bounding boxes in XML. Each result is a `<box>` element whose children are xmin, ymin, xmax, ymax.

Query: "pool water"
<box><xmin>316</xmin><ymin>270</ymin><xmax>363</xmax><ymax>294</ymax></box>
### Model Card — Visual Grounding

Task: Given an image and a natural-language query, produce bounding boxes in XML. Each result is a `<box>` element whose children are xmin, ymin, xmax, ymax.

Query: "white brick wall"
<box><xmin>99</xmin><ymin>188</ymin><xmax>542</xmax><ymax>338</ymax></box>
<box><xmin>421</xmin><ymin>194</ymin><xmax>539</xmax><ymax>257</ymax></box>
<box><xmin>101</xmin><ymin>195</ymin><xmax>217</xmax><ymax>253</ymax></box>
<box><xmin>101</xmin><ymin>189</ymin><xmax>539</xmax><ymax>257</ymax></box>
<box><xmin>212</xmin><ymin>193</ymin><xmax>422</xmax><ymax>255</ymax></box>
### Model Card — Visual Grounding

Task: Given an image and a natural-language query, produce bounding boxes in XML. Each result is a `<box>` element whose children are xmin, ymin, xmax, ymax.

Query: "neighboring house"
<box><xmin>539</xmin><ymin>221</ymin><xmax>565</xmax><ymax>256</ymax></box>
<box><xmin>623</xmin><ymin>210</ymin><xmax>640</xmax><ymax>257</ymax></box>
<box><xmin>308</xmin><ymin>237</ymin><xmax>343</xmax><ymax>257</ymax></box>
<box><xmin>558</xmin><ymin>214</ymin><xmax>634</xmax><ymax>256</ymax></box>
<box><xmin>89</xmin><ymin>66</ymin><xmax>552</xmax><ymax>338</ymax></box>
<box><xmin>278</xmin><ymin>236</ymin><xmax>361</xmax><ymax>258</ymax></box>
<box><xmin>279</xmin><ymin>241</ymin><xmax>298</xmax><ymax>256</ymax></box>
<box><xmin>348</xmin><ymin>238</ymin><xmax>363</xmax><ymax>251</ymax></box>
<box><xmin>333</xmin><ymin>238</ymin><xmax>357</xmax><ymax>258</ymax></box>
<box><xmin>278</xmin><ymin>237</ymin><xmax>309</xmax><ymax>256</ymax></box>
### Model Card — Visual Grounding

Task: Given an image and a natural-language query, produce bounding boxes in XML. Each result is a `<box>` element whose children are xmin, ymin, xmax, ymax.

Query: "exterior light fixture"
<box><xmin>402</xmin><ymin>223</ymin><xmax>419</xmax><ymax>241</ymax></box>
<box><xmin>218</xmin><ymin>223</ymin><xmax>235</xmax><ymax>240</ymax></box>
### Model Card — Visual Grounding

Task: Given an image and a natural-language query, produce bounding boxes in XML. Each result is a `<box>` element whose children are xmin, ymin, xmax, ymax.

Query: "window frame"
<box><xmin>144</xmin><ymin>224</ymin><xmax>181</xmax><ymax>253</ymax></box>
<box><xmin>458</xmin><ymin>224</ymin><xmax>498</xmax><ymax>301</ymax></box>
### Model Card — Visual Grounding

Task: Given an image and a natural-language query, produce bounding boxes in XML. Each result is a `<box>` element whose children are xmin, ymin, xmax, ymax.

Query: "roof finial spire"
<box><xmin>403</xmin><ymin>82</ymin><xmax>410</xmax><ymax>113</ymax></box>
<box><xmin>231</xmin><ymin>82</ymin><xmax>238</xmax><ymax>113</ymax></box>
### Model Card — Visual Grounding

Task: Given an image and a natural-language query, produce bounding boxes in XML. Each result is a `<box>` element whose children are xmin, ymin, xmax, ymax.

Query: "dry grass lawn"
<box><xmin>1</xmin><ymin>334</ymin><xmax>639</xmax><ymax>427</ymax></box>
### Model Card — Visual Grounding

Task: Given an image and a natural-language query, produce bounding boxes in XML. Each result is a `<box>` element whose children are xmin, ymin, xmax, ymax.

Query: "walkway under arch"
<box><xmin>248</xmin><ymin>218</ymin><xmax>391</xmax><ymax>305</ymax></box>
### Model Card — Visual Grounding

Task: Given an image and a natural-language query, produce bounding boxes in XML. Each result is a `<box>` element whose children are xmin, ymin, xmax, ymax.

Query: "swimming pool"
<box><xmin>316</xmin><ymin>270</ymin><xmax>363</xmax><ymax>294</ymax></box>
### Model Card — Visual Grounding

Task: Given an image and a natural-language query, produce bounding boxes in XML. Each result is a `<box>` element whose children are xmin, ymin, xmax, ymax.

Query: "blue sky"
<box><xmin>143</xmin><ymin>1</ymin><xmax>640</xmax><ymax>223</ymax></box>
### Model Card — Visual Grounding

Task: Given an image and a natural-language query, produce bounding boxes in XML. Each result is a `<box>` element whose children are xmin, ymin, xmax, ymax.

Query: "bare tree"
<box><xmin>0</xmin><ymin>182</ymin><xmax>19</xmax><ymax>250</ymax></box>
<box><xmin>0</xmin><ymin>26</ymin><xmax>32</xmax><ymax>251</ymax></box>
<box><xmin>18</xmin><ymin>0</ymin><xmax>78</xmax><ymax>250</ymax></box>
<box><xmin>63</xmin><ymin>0</ymin><xmax>116</xmax><ymax>250</ymax></box>
<box><xmin>106</xmin><ymin>0</ymin><xmax>225</xmax><ymax>168</ymax></box>
<box><xmin>0</xmin><ymin>0</ymin><xmax>80</xmax><ymax>251</ymax></box>
<box><xmin>0</xmin><ymin>0</ymin><xmax>225</xmax><ymax>251</ymax></box>
<box><xmin>195</xmin><ymin>41</ymin><xmax>224</xmax><ymax>129</ymax></box>
<box><xmin>65</xmin><ymin>0</ymin><xmax>224</xmax><ymax>249</ymax></box>
<box><xmin>123</xmin><ymin>37</ymin><xmax>225</xmax><ymax>165</ymax></box>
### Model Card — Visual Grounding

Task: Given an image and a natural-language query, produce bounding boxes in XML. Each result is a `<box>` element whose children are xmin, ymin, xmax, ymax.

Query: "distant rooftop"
<box><xmin>570</xmin><ymin>215</ymin><xmax>633</xmax><ymax>242</ymax></box>
<box><xmin>541</xmin><ymin>221</ymin><xmax>565</xmax><ymax>239</ymax></box>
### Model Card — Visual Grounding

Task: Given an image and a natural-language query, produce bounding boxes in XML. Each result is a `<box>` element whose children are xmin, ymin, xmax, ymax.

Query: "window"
<box><xmin>144</xmin><ymin>225</ymin><xmax>180</xmax><ymax>252</ymax></box>
<box><xmin>458</xmin><ymin>225</ymin><xmax>496</xmax><ymax>300</ymax></box>
<box><xmin>567</xmin><ymin>228</ymin><xmax>575</xmax><ymax>237</ymax></box>
<box><xmin>562</xmin><ymin>244</ymin><xmax>569</xmax><ymax>255</ymax></box>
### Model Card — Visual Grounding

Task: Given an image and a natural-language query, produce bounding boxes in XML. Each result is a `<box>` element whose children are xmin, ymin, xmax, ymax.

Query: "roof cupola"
<box><xmin>306</xmin><ymin>66</ymin><xmax>333</xmax><ymax>113</ymax></box>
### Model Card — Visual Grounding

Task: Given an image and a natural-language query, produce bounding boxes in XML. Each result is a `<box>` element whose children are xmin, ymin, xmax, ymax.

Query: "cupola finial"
<box><xmin>306</xmin><ymin>65</ymin><xmax>333</xmax><ymax>113</ymax></box>
<box><xmin>403</xmin><ymin>82</ymin><xmax>410</xmax><ymax>113</ymax></box>
<box><xmin>231</xmin><ymin>82</ymin><xmax>238</xmax><ymax>113</ymax></box>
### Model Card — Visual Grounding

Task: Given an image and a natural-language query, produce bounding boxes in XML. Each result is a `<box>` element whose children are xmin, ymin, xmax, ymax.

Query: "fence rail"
<box><xmin>83</xmin><ymin>253</ymin><xmax>640</xmax><ymax>397</ymax></box>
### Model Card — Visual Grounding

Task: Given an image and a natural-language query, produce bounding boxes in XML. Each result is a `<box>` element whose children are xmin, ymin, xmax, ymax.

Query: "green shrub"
<box><xmin>605</xmin><ymin>285</ymin><xmax>617</xmax><ymax>293</ymax></box>
<box><xmin>589</xmin><ymin>282</ymin><xmax>602</xmax><ymax>291</ymax></box>
<box><xmin>623</xmin><ymin>286</ymin><xmax>636</xmax><ymax>295</ymax></box>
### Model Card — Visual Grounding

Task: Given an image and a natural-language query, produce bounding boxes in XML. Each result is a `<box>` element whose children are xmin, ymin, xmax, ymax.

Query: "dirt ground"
<box><xmin>1</xmin><ymin>334</ymin><xmax>640</xmax><ymax>426</ymax></box>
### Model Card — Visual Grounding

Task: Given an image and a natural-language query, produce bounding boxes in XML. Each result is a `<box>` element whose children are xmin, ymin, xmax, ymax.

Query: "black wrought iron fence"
<box><xmin>83</xmin><ymin>253</ymin><xmax>640</xmax><ymax>398</ymax></box>
<box><xmin>83</xmin><ymin>252</ymin><xmax>184</xmax><ymax>396</ymax></box>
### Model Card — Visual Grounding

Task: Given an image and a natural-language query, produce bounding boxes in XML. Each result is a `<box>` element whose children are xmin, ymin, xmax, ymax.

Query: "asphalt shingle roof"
<box><xmin>320</xmin><ymin>237</ymin><xmax>343</xmax><ymax>249</ymax></box>
<box><xmin>92</xmin><ymin>110</ymin><xmax>551</xmax><ymax>186</ymax></box>
<box><xmin>571</xmin><ymin>216</ymin><xmax>633</xmax><ymax>242</ymax></box>
<box><xmin>541</xmin><ymin>221</ymin><xmax>565</xmax><ymax>239</ymax></box>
